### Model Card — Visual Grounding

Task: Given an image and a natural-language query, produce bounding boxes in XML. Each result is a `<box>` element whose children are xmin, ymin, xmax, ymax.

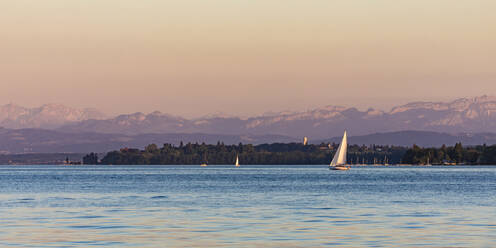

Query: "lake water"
<box><xmin>0</xmin><ymin>165</ymin><xmax>495</xmax><ymax>247</ymax></box>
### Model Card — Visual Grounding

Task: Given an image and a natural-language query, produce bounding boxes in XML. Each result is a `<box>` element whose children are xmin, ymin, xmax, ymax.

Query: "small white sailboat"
<box><xmin>425</xmin><ymin>157</ymin><xmax>432</xmax><ymax>166</ymax></box>
<box><xmin>235</xmin><ymin>155</ymin><xmax>240</xmax><ymax>167</ymax></box>
<box><xmin>330</xmin><ymin>131</ymin><xmax>350</xmax><ymax>171</ymax></box>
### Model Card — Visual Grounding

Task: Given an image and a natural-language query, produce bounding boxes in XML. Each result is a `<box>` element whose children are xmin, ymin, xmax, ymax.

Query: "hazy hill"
<box><xmin>0</xmin><ymin>127</ymin><xmax>297</xmax><ymax>154</ymax></box>
<box><xmin>1</xmin><ymin>127</ymin><xmax>496</xmax><ymax>154</ymax></box>
<box><xmin>315</xmin><ymin>131</ymin><xmax>496</xmax><ymax>147</ymax></box>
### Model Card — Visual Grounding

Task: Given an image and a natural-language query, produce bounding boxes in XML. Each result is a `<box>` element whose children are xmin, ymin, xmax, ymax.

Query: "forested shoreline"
<box><xmin>81</xmin><ymin>141</ymin><xmax>496</xmax><ymax>165</ymax></box>
<box><xmin>87</xmin><ymin>142</ymin><xmax>406</xmax><ymax>165</ymax></box>
<box><xmin>402</xmin><ymin>143</ymin><xmax>496</xmax><ymax>165</ymax></box>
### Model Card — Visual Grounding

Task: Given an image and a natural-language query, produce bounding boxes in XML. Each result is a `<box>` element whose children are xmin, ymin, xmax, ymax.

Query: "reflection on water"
<box><xmin>0</xmin><ymin>165</ymin><xmax>495</xmax><ymax>247</ymax></box>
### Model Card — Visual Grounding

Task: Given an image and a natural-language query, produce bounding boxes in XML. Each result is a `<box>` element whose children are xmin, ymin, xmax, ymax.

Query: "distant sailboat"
<box><xmin>425</xmin><ymin>157</ymin><xmax>432</xmax><ymax>166</ymax></box>
<box><xmin>329</xmin><ymin>131</ymin><xmax>349</xmax><ymax>171</ymax></box>
<box><xmin>235</xmin><ymin>155</ymin><xmax>240</xmax><ymax>167</ymax></box>
<box><xmin>201</xmin><ymin>154</ymin><xmax>208</xmax><ymax>167</ymax></box>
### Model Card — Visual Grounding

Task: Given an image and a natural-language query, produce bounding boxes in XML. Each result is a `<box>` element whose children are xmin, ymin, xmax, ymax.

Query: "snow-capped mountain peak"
<box><xmin>0</xmin><ymin>103</ymin><xmax>106</xmax><ymax>129</ymax></box>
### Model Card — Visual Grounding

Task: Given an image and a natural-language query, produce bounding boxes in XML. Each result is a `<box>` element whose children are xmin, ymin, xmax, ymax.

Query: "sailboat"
<box><xmin>235</xmin><ymin>155</ymin><xmax>240</xmax><ymax>167</ymax></box>
<box><xmin>201</xmin><ymin>154</ymin><xmax>208</xmax><ymax>167</ymax></box>
<box><xmin>329</xmin><ymin>131</ymin><xmax>350</xmax><ymax>171</ymax></box>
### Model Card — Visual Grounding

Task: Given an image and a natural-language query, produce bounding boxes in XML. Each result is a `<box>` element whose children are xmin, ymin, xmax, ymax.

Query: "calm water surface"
<box><xmin>0</xmin><ymin>165</ymin><xmax>495</xmax><ymax>247</ymax></box>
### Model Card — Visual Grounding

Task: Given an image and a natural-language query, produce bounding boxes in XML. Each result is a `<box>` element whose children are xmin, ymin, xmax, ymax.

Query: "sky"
<box><xmin>0</xmin><ymin>0</ymin><xmax>495</xmax><ymax>117</ymax></box>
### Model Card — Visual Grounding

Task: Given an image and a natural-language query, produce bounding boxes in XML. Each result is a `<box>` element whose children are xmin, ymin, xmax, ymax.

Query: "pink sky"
<box><xmin>0</xmin><ymin>0</ymin><xmax>495</xmax><ymax>117</ymax></box>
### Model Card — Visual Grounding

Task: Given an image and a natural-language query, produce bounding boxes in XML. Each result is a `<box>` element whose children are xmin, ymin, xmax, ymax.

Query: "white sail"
<box><xmin>235</xmin><ymin>155</ymin><xmax>240</xmax><ymax>167</ymax></box>
<box><xmin>330</xmin><ymin>131</ymin><xmax>347</xmax><ymax>167</ymax></box>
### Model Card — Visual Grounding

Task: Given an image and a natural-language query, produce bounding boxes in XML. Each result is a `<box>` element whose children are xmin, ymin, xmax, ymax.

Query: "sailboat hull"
<box><xmin>330</xmin><ymin>166</ymin><xmax>349</xmax><ymax>170</ymax></box>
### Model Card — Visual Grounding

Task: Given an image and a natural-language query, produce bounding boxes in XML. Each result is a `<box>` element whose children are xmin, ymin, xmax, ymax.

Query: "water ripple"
<box><xmin>0</xmin><ymin>165</ymin><xmax>495</xmax><ymax>247</ymax></box>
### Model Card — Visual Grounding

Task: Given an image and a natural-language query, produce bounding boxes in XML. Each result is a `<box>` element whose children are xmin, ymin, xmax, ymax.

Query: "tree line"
<box><xmin>85</xmin><ymin>142</ymin><xmax>408</xmax><ymax>165</ymax></box>
<box><xmin>82</xmin><ymin>142</ymin><xmax>496</xmax><ymax>165</ymax></box>
<box><xmin>401</xmin><ymin>143</ymin><xmax>496</xmax><ymax>165</ymax></box>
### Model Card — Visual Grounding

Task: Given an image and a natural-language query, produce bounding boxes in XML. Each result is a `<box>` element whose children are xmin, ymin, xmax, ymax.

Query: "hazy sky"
<box><xmin>1</xmin><ymin>0</ymin><xmax>495</xmax><ymax>117</ymax></box>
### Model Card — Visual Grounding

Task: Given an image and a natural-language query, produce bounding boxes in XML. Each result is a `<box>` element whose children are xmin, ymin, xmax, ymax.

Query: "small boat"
<box><xmin>235</xmin><ymin>155</ymin><xmax>240</xmax><ymax>167</ymax></box>
<box><xmin>329</xmin><ymin>131</ymin><xmax>350</xmax><ymax>171</ymax></box>
<box><xmin>200</xmin><ymin>163</ymin><xmax>208</xmax><ymax>167</ymax></box>
<box><xmin>425</xmin><ymin>157</ymin><xmax>432</xmax><ymax>166</ymax></box>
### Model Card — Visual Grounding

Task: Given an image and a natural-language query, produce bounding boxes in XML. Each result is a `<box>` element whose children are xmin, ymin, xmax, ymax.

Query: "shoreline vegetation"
<box><xmin>80</xmin><ymin>142</ymin><xmax>496</xmax><ymax>166</ymax></box>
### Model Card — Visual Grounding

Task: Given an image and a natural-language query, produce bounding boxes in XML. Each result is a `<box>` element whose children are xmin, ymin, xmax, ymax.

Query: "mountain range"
<box><xmin>56</xmin><ymin>95</ymin><xmax>496</xmax><ymax>138</ymax></box>
<box><xmin>1</xmin><ymin>96</ymin><xmax>496</xmax><ymax>154</ymax></box>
